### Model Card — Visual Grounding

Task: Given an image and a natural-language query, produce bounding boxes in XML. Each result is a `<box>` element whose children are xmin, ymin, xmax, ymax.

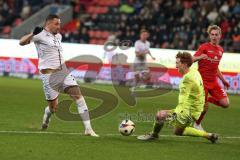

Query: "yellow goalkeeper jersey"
<box><xmin>175</xmin><ymin>68</ymin><xmax>205</xmax><ymax>120</ymax></box>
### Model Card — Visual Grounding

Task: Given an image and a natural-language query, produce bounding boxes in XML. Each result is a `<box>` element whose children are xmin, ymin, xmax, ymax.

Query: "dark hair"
<box><xmin>176</xmin><ymin>52</ymin><xmax>193</xmax><ymax>67</ymax></box>
<box><xmin>45</xmin><ymin>14</ymin><xmax>60</xmax><ymax>22</ymax></box>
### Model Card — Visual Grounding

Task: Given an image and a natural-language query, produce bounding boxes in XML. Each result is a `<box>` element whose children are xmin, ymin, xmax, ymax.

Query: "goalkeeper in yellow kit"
<box><xmin>137</xmin><ymin>52</ymin><xmax>218</xmax><ymax>143</ymax></box>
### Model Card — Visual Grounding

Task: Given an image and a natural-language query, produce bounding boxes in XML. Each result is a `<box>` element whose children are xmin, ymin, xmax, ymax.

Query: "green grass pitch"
<box><xmin>0</xmin><ymin>77</ymin><xmax>240</xmax><ymax>160</ymax></box>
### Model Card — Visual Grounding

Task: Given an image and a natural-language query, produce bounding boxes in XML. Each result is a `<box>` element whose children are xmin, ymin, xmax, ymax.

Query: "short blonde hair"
<box><xmin>207</xmin><ymin>25</ymin><xmax>222</xmax><ymax>35</ymax></box>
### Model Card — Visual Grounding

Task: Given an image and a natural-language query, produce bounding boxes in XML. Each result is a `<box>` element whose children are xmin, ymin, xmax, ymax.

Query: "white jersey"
<box><xmin>32</xmin><ymin>29</ymin><xmax>65</xmax><ymax>70</ymax></box>
<box><xmin>134</xmin><ymin>40</ymin><xmax>150</xmax><ymax>63</ymax></box>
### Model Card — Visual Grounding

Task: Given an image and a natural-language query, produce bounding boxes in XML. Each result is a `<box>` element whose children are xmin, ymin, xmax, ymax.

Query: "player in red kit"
<box><xmin>193</xmin><ymin>25</ymin><xmax>230</xmax><ymax>130</ymax></box>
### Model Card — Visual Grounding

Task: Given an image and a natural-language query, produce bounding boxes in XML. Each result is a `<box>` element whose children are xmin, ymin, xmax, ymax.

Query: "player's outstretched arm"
<box><xmin>146</xmin><ymin>50</ymin><xmax>156</xmax><ymax>60</ymax></box>
<box><xmin>19</xmin><ymin>26</ymin><xmax>43</xmax><ymax>46</ymax></box>
<box><xmin>192</xmin><ymin>56</ymin><xmax>199</xmax><ymax>62</ymax></box>
<box><xmin>19</xmin><ymin>33</ymin><xmax>34</xmax><ymax>46</ymax></box>
<box><xmin>217</xmin><ymin>68</ymin><xmax>230</xmax><ymax>89</ymax></box>
<box><xmin>192</xmin><ymin>54</ymin><xmax>208</xmax><ymax>62</ymax></box>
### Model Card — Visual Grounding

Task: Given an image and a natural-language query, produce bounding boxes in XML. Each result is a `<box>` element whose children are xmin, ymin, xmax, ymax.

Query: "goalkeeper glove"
<box><xmin>33</xmin><ymin>26</ymin><xmax>43</xmax><ymax>35</ymax></box>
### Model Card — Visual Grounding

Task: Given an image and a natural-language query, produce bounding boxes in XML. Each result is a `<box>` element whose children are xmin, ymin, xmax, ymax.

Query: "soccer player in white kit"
<box><xmin>19</xmin><ymin>14</ymin><xmax>98</xmax><ymax>137</ymax></box>
<box><xmin>131</xmin><ymin>30</ymin><xmax>155</xmax><ymax>95</ymax></box>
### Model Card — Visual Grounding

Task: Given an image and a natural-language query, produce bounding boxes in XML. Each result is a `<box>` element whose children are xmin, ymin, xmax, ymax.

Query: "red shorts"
<box><xmin>204</xmin><ymin>82</ymin><xmax>227</xmax><ymax>101</ymax></box>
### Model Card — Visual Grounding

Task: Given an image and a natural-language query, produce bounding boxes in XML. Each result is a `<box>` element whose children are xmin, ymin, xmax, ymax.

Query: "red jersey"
<box><xmin>194</xmin><ymin>42</ymin><xmax>224</xmax><ymax>84</ymax></box>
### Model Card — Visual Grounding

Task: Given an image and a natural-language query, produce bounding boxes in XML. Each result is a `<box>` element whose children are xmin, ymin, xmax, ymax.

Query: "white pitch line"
<box><xmin>0</xmin><ymin>130</ymin><xmax>240</xmax><ymax>139</ymax></box>
<box><xmin>0</xmin><ymin>130</ymin><xmax>83</xmax><ymax>135</ymax></box>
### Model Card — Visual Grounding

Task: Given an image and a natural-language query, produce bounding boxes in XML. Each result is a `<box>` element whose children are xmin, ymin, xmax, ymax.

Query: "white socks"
<box><xmin>76</xmin><ymin>96</ymin><xmax>92</xmax><ymax>130</ymax></box>
<box><xmin>42</xmin><ymin>106</ymin><xmax>52</xmax><ymax>124</ymax></box>
<box><xmin>42</xmin><ymin>98</ymin><xmax>92</xmax><ymax>131</ymax></box>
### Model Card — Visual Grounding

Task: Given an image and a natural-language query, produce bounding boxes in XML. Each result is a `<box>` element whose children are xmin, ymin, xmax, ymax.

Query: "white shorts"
<box><xmin>133</xmin><ymin>61</ymin><xmax>148</xmax><ymax>72</ymax></box>
<box><xmin>40</xmin><ymin>67</ymin><xmax>78</xmax><ymax>100</ymax></box>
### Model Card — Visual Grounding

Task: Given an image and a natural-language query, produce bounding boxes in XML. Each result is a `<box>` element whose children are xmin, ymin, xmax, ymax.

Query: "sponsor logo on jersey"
<box><xmin>206</xmin><ymin>57</ymin><xmax>220</xmax><ymax>63</ymax></box>
<box><xmin>208</xmin><ymin>50</ymin><xmax>214</xmax><ymax>53</ymax></box>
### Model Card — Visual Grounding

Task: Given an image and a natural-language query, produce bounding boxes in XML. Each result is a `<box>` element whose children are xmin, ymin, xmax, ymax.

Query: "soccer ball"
<box><xmin>119</xmin><ymin>120</ymin><xmax>135</xmax><ymax>136</ymax></box>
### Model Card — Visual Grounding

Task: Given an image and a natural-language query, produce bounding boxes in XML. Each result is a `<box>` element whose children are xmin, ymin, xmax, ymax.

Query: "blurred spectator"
<box><xmin>119</xmin><ymin>2</ymin><xmax>134</xmax><ymax>14</ymax></box>
<box><xmin>207</xmin><ymin>7</ymin><xmax>219</xmax><ymax>22</ymax></box>
<box><xmin>20</xmin><ymin>1</ymin><xmax>31</xmax><ymax>19</ymax></box>
<box><xmin>233</xmin><ymin>2</ymin><xmax>240</xmax><ymax>14</ymax></box>
<box><xmin>220</xmin><ymin>1</ymin><xmax>229</xmax><ymax>14</ymax></box>
<box><xmin>79</xmin><ymin>27</ymin><xmax>89</xmax><ymax>43</ymax></box>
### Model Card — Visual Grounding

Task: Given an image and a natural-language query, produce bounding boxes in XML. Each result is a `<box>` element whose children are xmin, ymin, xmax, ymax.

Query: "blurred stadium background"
<box><xmin>0</xmin><ymin>0</ymin><xmax>240</xmax><ymax>52</ymax></box>
<box><xmin>0</xmin><ymin>1</ymin><xmax>240</xmax><ymax>160</ymax></box>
